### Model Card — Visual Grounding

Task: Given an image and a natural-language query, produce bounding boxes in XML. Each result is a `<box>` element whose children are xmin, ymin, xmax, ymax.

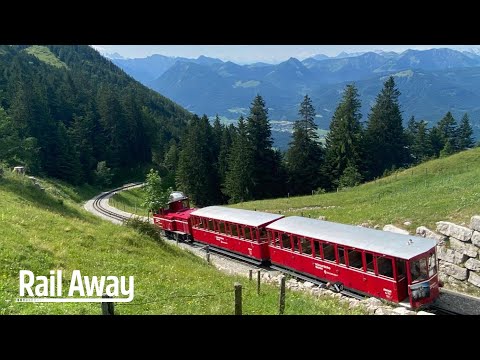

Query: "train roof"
<box><xmin>191</xmin><ymin>206</ymin><xmax>284</xmax><ymax>227</ymax></box>
<box><xmin>266</xmin><ymin>216</ymin><xmax>436</xmax><ymax>260</ymax></box>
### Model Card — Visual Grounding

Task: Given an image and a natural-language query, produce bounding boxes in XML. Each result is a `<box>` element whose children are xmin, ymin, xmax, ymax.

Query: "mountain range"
<box><xmin>108</xmin><ymin>48</ymin><xmax>480</xmax><ymax>148</ymax></box>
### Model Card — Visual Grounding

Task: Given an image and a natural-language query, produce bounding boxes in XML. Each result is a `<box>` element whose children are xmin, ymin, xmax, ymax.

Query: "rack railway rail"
<box><xmin>88</xmin><ymin>184</ymin><xmax>480</xmax><ymax>315</ymax></box>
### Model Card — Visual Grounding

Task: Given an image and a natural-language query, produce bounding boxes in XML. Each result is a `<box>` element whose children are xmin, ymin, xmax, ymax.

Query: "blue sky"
<box><xmin>91</xmin><ymin>45</ymin><xmax>480</xmax><ymax>64</ymax></box>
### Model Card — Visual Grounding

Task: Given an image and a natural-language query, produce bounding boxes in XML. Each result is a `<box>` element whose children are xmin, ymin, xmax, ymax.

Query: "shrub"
<box><xmin>123</xmin><ymin>217</ymin><xmax>164</xmax><ymax>244</ymax></box>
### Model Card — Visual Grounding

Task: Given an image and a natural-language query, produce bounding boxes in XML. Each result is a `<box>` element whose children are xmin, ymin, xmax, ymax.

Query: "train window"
<box><xmin>410</xmin><ymin>258</ymin><xmax>428</xmax><ymax>283</ymax></box>
<box><xmin>219</xmin><ymin>221</ymin><xmax>226</xmax><ymax>234</ymax></box>
<box><xmin>313</xmin><ymin>241</ymin><xmax>322</xmax><ymax>258</ymax></box>
<box><xmin>348</xmin><ymin>249</ymin><xmax>363</xmax><ymax>269</ymax></box>
<box><xmin>281</xmin><ymin>233</ymin><xmax>291</xmax><ymax>250</ymax></box>
<box><xmin>396</xmin><ymin>259</ymin><xmax>406</xmax><ymax>279</ymax></box>
<box><xmin>300</xmin><ymin>237</ymin><xmax>312</xmax><ymax>255</ymax></box>
<box><xmin>273</xmin><ymin>231</ymin><xmax>281</xmax><ymax>247</ymax></box>
<box><xmin>322</xmin><ymin>243</ymin><xmax>336</xmax><ymax>262</ymax></box>
<box><xmin>337</xmin><ymin>246</ymin><xmax>346</xmax><ymax>265</ymax></box>
<box><xmin>244</xmin><ymin>227</ymin><xmax>252</xmax><ymax>240</ymax></box>
<box><xmin>428</xmin><ymin>253</ymin><xmax>437</xmax><ymax>277</ymax></box>
<box><xmin>231</xmin><ymin>224</ymin><xmax>238</xmax><ymax>237</ymax></box>
<box><xmin>207</xmin><ymin>219</ymin><xmax>214</xmax><ymax>231</ymax></box>
<box><xmin>253</xmin><ymin>229</ymin><xmax>260</xmax><ymax>242</ymax></box>
<box><xmin>291</xmin><ymin>236</ymin><xmax>299</xmax><ymax>252</ymax></box>
<box><xmin>377</xmin><ymin>256</ymin><xmax>393</xmax><ymax>278</ymax></box>
<box><xmin>259</xmin><ymin>228</ymin><xmax>268</xmax><ymax>243</ymax></box>
<box><xmin>365</xmin><ymin>253</ymin><xmax>375</xmax><ymax>273</ymax></box>
<box><xmin>197</xmin><ymin>217</ymin><xmax>204</xmax><ymax>229</ymax></box>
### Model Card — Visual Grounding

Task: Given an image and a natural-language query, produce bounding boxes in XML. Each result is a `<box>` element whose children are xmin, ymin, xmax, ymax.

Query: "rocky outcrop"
<box><xmin>416</xmin><ymin>226</ymin><xmax>447</xmax><ymax>244</ymax></box>
<box><xmin>436</xmin><ymin>221</ymin><xmax>473</xmax><ymax>242</ymax></box>
<box><xmin>383</xmin><ymin>224</ymin><xmax>409</xmax><ymax>235</ymax></box>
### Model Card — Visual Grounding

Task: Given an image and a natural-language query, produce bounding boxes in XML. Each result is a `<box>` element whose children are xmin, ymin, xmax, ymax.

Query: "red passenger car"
<box><xmin>266</xmin><ymin>216</ymin><xmax>439</xmax><ymax>309</ymax></box>
<box><xmin>190</xmin><ymin>206</ymin><xmax>284</xmax><ymax>262</ymax></box>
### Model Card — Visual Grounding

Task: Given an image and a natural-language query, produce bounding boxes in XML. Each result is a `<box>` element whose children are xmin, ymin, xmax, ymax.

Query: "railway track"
<box><xmin>91</xmin><ymin>182</ymin><xmax>143</xmax><ymax>222</ymax></box>
<box><xmin>90</xmin><ymin>184</ymin><xmax>480</xmax><ymax>315</ymax></box>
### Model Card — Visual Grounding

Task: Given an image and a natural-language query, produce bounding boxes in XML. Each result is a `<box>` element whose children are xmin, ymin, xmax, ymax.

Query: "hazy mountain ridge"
<box><xmin>108</xmin><ymin>48</ymin><xmax>480</xmax><ymax>147</ymax></box>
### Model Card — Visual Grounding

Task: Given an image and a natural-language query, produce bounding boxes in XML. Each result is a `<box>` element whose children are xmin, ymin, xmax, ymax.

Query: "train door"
<box><xmin>395</xmin><ymin>258</ymin><xmax>408</xmax><ymax>302</ymax></box>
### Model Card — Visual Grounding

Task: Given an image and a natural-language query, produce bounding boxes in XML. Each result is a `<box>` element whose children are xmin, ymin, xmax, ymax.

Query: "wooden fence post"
<box><xmin>279</xmin><ymin>275</ymin><xmax>286</xmax><ymax>315</ymax></box>
<box><xmin>234</xmin><ymin>283</ymin><xmax>242</xmax><ymax>315</ymax></box>
<box><xmin>249</xmin><ymin>269</ymin><xmax>252</xmax><ymax>281</ymax></box>
<box><xmin>101</xmin><ymin>294</ymin><xmax>115</xmax><ymax>315</ymax></box>
<box><xmin>257</xmin><ymin>270</ymin><xmax>261</xmax><ymax>295</ymax></box>
<box><xmin>206</xmin><ymin>246</ymin><xmax>210</xmax><ymax>263</ymax></box>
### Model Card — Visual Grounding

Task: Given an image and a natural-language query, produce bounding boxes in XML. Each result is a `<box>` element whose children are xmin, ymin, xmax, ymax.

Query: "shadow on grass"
<box><xmin>0</xmin><ymin>176</ymin><xmax>85</xmax><ymax>220</ymax></box>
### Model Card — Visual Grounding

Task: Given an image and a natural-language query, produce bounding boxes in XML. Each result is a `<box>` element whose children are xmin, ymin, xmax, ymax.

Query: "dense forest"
<box><xmin>172</xmin><ymin>77</ymin><xmax>476</xmax><ymax>206</ymax></box>
<box><xmin>0</xmin><ymin>45</ymin><xmax>191</xmax><ymax>185</ymax></box>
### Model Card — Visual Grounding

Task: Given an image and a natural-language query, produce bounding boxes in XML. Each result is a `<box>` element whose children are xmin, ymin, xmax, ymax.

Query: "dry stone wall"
<box><xmin>415</xmin><ymin>215</ymin><xmax>480</xmax><ymax>289</ymax></box>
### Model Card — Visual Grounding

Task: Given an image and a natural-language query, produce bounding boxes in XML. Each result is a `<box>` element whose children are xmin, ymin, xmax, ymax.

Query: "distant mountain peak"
<box><xmin>104</xmin><ymin>52</ymin><xmax>125</xmax><ymax>60</ymax></box>
<box><xmin>335</xmin><ymin>51</ymin><xmax>367</xmax><ymax>58</ymax></box>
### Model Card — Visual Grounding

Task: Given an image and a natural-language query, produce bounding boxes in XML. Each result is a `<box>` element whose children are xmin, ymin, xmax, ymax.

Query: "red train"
<box><xmin>153</xmin><ymin>192</ymin><xmax>439</xmax><ymax>309</ymax></box>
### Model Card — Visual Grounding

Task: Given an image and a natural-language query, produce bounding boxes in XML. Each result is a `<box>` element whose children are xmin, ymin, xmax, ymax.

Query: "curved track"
<box><xmin>91</xmin><ymin>183</ymin><xmax>143</xmax><ymax>223</ymax></box>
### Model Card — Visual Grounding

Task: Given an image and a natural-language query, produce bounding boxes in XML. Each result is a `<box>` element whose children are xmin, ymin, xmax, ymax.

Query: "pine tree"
<box><xmin>364</xmin><ymin>76</ymin><xmax>408</xmax><ymax>179</ymax></box>
<box><xmin>405</xmin><ymin>116</ymin><xmax>431</xmax><ymax>164</ymax></box>
<box><xmin>0</xmin><ymin>106</ymin><xmax>20</xmax><ymax>165</ymax></box>
<box><xmin>217</xmin><ymin>124</ymin><xmax>234</xmax><ymax>203</ymax></box>
<box><xmin>162</xmin><ymin>141</ymin><xmax>179</xmax><ymax>189</ymax></box>
<box><xmin>245</xmin><ymin>94</ymin><xmax>283</xmax><ymax>199</ymax></box>
<box><xmin>338</xmin><ymin>163</ymin><xmax>363</xmax><ymax>189</ymax></box>
<box><xmin>176</xmin><ymin>115</ymin><xmax>220</xmax><ymax>206</ymax></box>
<box><xmin>437</xmin><ymin>111</ymin><xmax>457</xmax><ymax>150</ymax></box>
<box><xmin>428</xmin><ymin>126</ymin><xmax>444</xmax><ymax>157</ymax></box>
<box><xmin>456</xmin><ymin>113</ymin><xmax>474</xmax><ymax>150</ymax></box>
<box><xmin>223</xmin><ymin>117</ymin><xmax>254</xmax><ymax>203</ymax></box>
<box><xmin>324</xmin><ymin>84</ymin><xmax>363</xmax><ymax>185</ymax></box>
<box><xmin>440</xmin><ymin>140</ymin><xmax>454</xmax><ymax>157</ymax></box>
<box><xmin>285</xmin><ymin>95</ymin><xmax>325</xmax><ymax>195</ymax></box>
<box><xmin>412</xmin><ymin>120</ymin><xmax>430</xmax><ymax>162</ymax></box>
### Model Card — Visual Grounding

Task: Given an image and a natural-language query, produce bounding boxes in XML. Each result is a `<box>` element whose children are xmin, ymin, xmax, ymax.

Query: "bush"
<box><xmin>123</xmin><ymin>217</ymin><xmax>164</xmax><ymax>243</ymax></box>
<box><xmin>313</xmin><ymin>187</ymin><xmax>326</xmax><ymax>195</ymax></box>
<box><xmin>339</xmin><ymin>164</ymin><xmax>363</xmax><ymax>189</ymax></box>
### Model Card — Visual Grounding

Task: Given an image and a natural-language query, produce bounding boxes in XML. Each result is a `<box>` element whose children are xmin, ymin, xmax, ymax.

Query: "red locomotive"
<box><xmin>153</xmin><ymin>192</ymin><xmax>439</xmax><ymax>309</ymax></box>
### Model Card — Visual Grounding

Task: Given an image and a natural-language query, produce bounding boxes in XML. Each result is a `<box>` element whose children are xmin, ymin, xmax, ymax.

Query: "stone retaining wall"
<box><xmin>415</xmin><ymin>215</ymin><xmax>480</xmax><ymax>289</ymax></box>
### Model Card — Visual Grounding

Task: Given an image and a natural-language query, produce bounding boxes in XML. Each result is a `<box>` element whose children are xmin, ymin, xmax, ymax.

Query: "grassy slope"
<box><xmin>0</xmin><ymin>173</ymin><xmax>362</xmax><ymax>315</ymax></box>
<box><xmin>110</xmin><ymin>188</ymin><xmax>148</xmax><ymax>217</ymax></box>
<box><xmin>24</xmin><ymin>45</ymin><xmax>68</xmax><ymax>69</ymax></box>
<box><xmin>233</xmin><ymin>148</ymin><xmax>480</xmax><ymax>233</ymax></box>
<box><xmin>114</xmin><ymin>148</ymin><xmax>480</xmax><ymax>233</ymax></box>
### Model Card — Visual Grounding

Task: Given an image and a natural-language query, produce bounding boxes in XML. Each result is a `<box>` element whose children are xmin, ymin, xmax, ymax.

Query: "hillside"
<box><xmin>0</xmin><ymin>45</ymin><xmax>191</xmax><ymax>185</ymax></box>
<box><xmin>0</xmin><ymin>172</ymin><xmax>362</xmax><ymax>314</ymax></box>
<box><xmin>110</xmin><ymin>148</ymin><xmax>480</xmax><ymax>233</ymax></box>
<box><xmin>231</xmin><ymin>148</ymin><xmax>480</xmax><ymax>232</ymax></box>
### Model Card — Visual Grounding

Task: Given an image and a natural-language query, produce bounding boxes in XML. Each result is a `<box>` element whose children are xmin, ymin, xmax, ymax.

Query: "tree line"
<box><xmin>171</xmin><ymin>76</ymin><xmax>475</xmax><ymax>206</ymax></box>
